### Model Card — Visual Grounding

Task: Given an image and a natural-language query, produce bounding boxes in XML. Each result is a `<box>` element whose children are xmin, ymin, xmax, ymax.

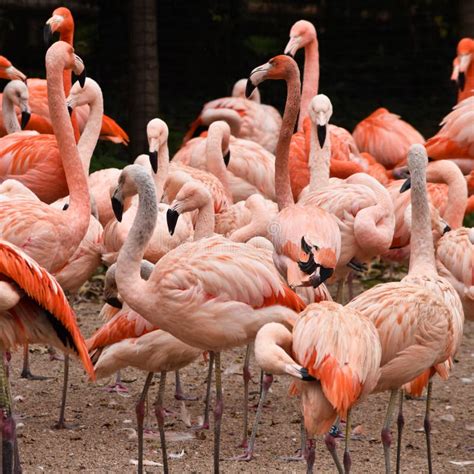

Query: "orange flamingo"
<box><xmin>246</xmin><ymin>55</ymin><xmax>342</xmax><ymax>290</ymax></box>
<box><xmin>348</xmin><ymin>144</ymin><xmax>461</xmax><ymax>473</ymax></box>
<box><xmin>0</xmin><ymin>239</ymin><xmax>94</xmax><ymax>471</ymax></box>
<box><xmin>0</xmin><ymin>56</ymin><xmax>26</xmax><ymax>81</ymax></box>
<box><xmin>110</xmin><ymin>163</ymin><xmax>306</xmax><ymax>472</ymax></box>
<box><xmin>453</xmin><ymin>37</ymin><xmax>474</xmax><ymax>103</ymax></box>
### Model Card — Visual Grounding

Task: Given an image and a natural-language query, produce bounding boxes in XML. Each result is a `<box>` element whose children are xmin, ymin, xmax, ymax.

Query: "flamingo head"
<box><xmin>308</xmin><ymin>94</ymin><xmax>333</xmax><ymax>148</ymax></box>
<box><xmin>456</xmin><ymin>38</ymin><xmax>474</xmax><ymax>91</ymax></box>
<box><xmin>400</xmin><ymin>144</ymin><xmax>428</xmax><ymax>193</ymax></box>
<box><xmin>207</xmin><ymin>121</ymin><xmax>231</xmax><ymax>167</ymax></box>
<box><xmin>147</xmin><ymin>118</ymin><xmax>169</xmax><ymax>173</ymax></box>
<box><xmin>44</xmin><ymin>7</ymin><xmax>74</xmax><ymax>45</ymax></box>
<box><xmin>3</xmin><ymin>80</ymin><xmax>31</xmax><ymax>129</ymax></box>
<box><xmin>167</xmin><ymin>181</ymin><xmax>211</xmax><ymax>235</ymax></box>
<box><xmin>284</xmin><ymin>20</ymin><xmax>317</xmax><ymax>57</ymax></box>
<box><xmin>66</xmin><ymin>77</ymin><xmax>100</xmax><ymax>113</ymax></box>
<box><xmin>0</xmin><ymin>56</ymin><xmax>26</xmax><ymax>82</ymax></box>
<box><xmin>246</xmin><ymin>55</ymin><xmax>299</xmax><ymax>98</ymax></box>
<box><xmin>297</xmin><ymin>237</ymin><xmax>335</xmax><ymax>288</ymax></box>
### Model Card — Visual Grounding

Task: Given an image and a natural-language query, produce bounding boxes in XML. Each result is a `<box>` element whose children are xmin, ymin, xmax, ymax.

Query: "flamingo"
<box><xmin>352</xmin><ymin>108</ymin><xmax>425</xmax><ymax>169</ymax></box>
<box><xmin>251</xmin><ymin>301</ymin><xmax>381</xmax><ymax>473</ymax></box>
<box><xmin>1</xmin><ymin>79</ymin><xmax>33</xmax><ymax>134</ymax></box>
<box><xmin>7</xmin><ymin>7</ymin><xmax>129</xmax><ymax>145</ymax></box>
<box><xmin>297</xmin><ymin>94</ymin><xmax>395</xmax><ymax>299</ymax></box>
<box><xmin>0</xmin><ymin>55</ymin><xmax>26</xmax><ymax>81</ymax></box>
<box><xmin>246</xmin><ymin>55</ymin><xmax>342</xmax><ymax>290</ymax></box>
<box><xmin>424</xmin><ymin>95</ymin><xmax>474</xmax><ymax>173</ymax></box>
<box><xmin>348</xmin><ymin>144</ymin><xmax>462</xmax><ymax>473</ymax></box>
<box><xmin>453</xmin><ymin>37</ymin><xmax>474</xmax><ymax>103</ymax></box>
<box><xmin>0</xmin><ymin>239</ymin><xmax>94</xmax><ymax>471</ymax></box>
<box><xmin>110</xmin><ymin>163</ymin><xmax>306</xmax><ymax>472</ymax></box>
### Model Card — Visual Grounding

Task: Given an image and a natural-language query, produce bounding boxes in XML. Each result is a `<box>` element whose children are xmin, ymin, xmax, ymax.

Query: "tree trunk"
<box><xmin>459</xmin><ymin>0</ymin><xmax>474</xmax><ymax>37</ymax></box>
<box><xmin>128</xmin><ymin>0</ymin><xmax>159</xmax><ymax>159</ymax></box>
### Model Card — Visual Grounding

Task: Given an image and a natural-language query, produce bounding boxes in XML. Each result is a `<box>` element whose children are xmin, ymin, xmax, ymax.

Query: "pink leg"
<box><xmin>154</xmin><ymin>371</ymin><xmax>169</xmax><ymax>474</ymax></box>
<box><xmin>192</xmin><ymin>352</ymin><xmax>214</xmax><ymax>430</ymax></box>
<box><xmin>213</xmin><ymin>352</ymin><xmax>223</xmax><ymax>474</ymax></box>
<box><xmin>103</xmin><ymin>370</ymin><xmax>129</xmax><ymax>393</ymax></box>
<box><xmin>324</xmin><ymin>429</ymin><xmax>343</xmax><ymax>474</ymax></box>
<box><xmin>238</xmin><ymin>344</ymin><xmax>252</xmax><ymax>448</ymax></box>
<box><xmin>174</xmin><ymin>370</ymin><xmax>198</xmax><ymax>401</ymax></box>
<box><xmin>136</xmin><ymin>373</ymin><xmax>154</xmax><ymax>474</ymax></box>
<box><xmin>305</xmin><ymin>438</ymin><xmax>316</xmax><ymax>474</ymax></box>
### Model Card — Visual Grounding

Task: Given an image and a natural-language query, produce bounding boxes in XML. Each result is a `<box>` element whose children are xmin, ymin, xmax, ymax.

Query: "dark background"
<box><xmin>0</xmin><ymin>0</ymin><xmax>471</xmax><ymax>169</ymax></box>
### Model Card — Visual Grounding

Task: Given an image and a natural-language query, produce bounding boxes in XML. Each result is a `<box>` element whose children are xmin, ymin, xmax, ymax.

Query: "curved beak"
<box><xmin>304</xmin><ymin>266</ymin><xmax>334</xmax><ymax>289</ymax></box>
<box><xmin>111</xmin><ymin>188</ymin><xmax>124</xmax><ymax>222</ymax></box>
<box><xmin>246</xmin><ymin>62</ymin><xmax>271</xmax><ymax>98</ymax></box>
<box><xmin>43</xmin><ymin>24</ymin><xmax>53</xmax><ymax>46</ymax></box>
<box><xmin>72</xmin><ymin>55</ymin><xmax>86</xmax><ymax>88</ymax></box>
<box><xmin>458</xmin><ymin>71</ymin><xmax>466</xmax><ymax>91</ymax></box>
<box><xmin>400</xmin><ymin>177</ymin><xmax>411</xmax><ymax>193</ymax></box>
<box><xmin>392</xmin><ymin>166</ymin><xmax>410</xmax><ymax>180</ymax></box>
<box><xmin>459</xmin><ymin>53</ymin><xmax>472</xmax><ymax>73</ymax></box>
<box><xmin>105</xmin><ymin>297</ymin><xmax>122</xmax><ymax>309</ymax></box>
<box><xmin>148</xmin><ymin>151</ymin><xmax>158</xmax><ymax>173</ymax></box>
<box><xmin>317</xmin><ymin>124</ymin><xmax>327</xmax><ymax>148</ymax></box>
<box><xmin>167</xmin><ymin>208</ymin><xmax>180</xmax><ymax>235</ymax></box>
<box><xmin>443</xmin><ymin>224</ymin><xmax>451</xmax><ymax>235</ymax></box>
<box><xmin>21</xmin><ymin>110</ymin><xmax>31</xmax><ymax>130</ymax></box>
<box><xmin>284</xmin><ymin>36</ymin><xmax>301</xmax><ymax>57</ymax></box>
<box><xmin>297</xmin><ymin>367</ymin><xmax>316</xmax><ymax>381</ymax></box>
<box><xmin>223</xmin><ymin>150</ymin><xmax>231</xmax><ymax>167</ymax></box>
<box><xmin>5</xmin><ymin>66</ymin><xmax>26</xmax><ymax>82</ymax></box>
<box><xmin>67</xmin><ymin>105</ymin><xmax>73</xmax><ymax>116</ymax></box>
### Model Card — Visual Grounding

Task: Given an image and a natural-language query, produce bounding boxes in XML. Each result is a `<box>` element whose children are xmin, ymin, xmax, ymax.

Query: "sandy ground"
<box><xmin>8</xmin><ymin>277</ymin><xmax>474</xmax><ymax>473</ymax></box>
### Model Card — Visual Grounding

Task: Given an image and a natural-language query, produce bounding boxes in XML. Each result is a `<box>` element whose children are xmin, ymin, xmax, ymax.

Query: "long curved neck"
<box><xmin>308</xmin><ymin>122</ymin><xmax>330</xmax><ymax>191</ymax></box>
<box><xmin>47</xmin><ymin>53</ymin><xmax>90</xmax><ymax>238</ymax></box>
<box><xmin>78</xmin><ymin>94</ymin><xmax>103</xmax><ymax>174</ymax></box>
<box><xmin>206</xmin><ymin>129</ymin><xmax>233</xmax><ymax>203</ymax></box>
<box><xmin>275</xmin><ymin>69</ymin><xmax>301</xmax><ymax>210</ymax></box>
<box><xmin>2</xmin><ymin>93</ymin><xmax>20</xmax><ymax>133</ymax></box>
<box><xmin>116</xmin><ymin>173</ymin><xmax>157</xmax><ymax>307</ymax></box>
<box><xmin>298</xmin><ymin>38</ymin><xmax>319</xmax><ymax>131</ymax></box>
<box><xmin>409</xmin><ymin>163</ymin><xmax>436</xmax><ymax>275</ymax></box>
<box><xmin>153</xmin><ymin>141</ymin><xmax>170</xmax><ymax>203</ymax></box>
<box><xmin>201</xmin><ymin>109</ymin><xmax>241</xmax><ymax>136</ymax></box>
<box><xmin>194</xmin><ymin>200</ymin><xmax>215</xmax><ymax>240</ymax></box>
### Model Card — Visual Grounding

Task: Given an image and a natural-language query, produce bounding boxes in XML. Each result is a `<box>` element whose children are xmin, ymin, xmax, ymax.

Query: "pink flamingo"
<box><xmin>251</xmin><ymin>301</ymin><xmax>381</xmax><ymax>472</ymax></box>
<box><xmin>246</xmin><ymin>55</ymin><xmax>342</xmax><ymax>290</ymax></box>
<box><xmin>297</xmin><ymin>94</ymin><xmax>395</xmax><ymax>300</ymax></box>
<box><xmin>110</xmin><ymin>163</ymin><xmax>306</xmax><ymax>472</ymax></box>
<box><xmin>348</xmin><ymin>144</ymin><xmax>462</xmax><ymax>473</ymax></box>
<box><xmin>0</xmin><ymin>239</ymin><xmax>94</xmax><ymax>471</ymax></box>
<box><xmin>452</xmin><ymin>37</ymin><xmax>474</xmax><ymax>103</ymax></box>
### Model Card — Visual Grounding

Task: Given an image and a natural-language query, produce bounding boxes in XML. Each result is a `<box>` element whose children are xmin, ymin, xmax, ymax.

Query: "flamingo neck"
<box><xmin>194</xmin><ymin>199</ymin><xmax>215</xmax><ymax>240</ymax></box>
<box><xmin>408</xmin><ymin>163</ymin><xmax>436</xmax><ymax>275</ymax></box>
<box><xmin>308</xmin><ymin>122</ymin><xmax>330</xmax><ymax>191</ymax></box>
<box><xmin>201</xmin><ymin>109</ymin><xmax>241</xmax><ymax>136</ymax></box>
<box><xmin>275</xmin><ymin>68</ymin><xmax>301</xmax><ymax>211</ymax></box>
<box><xmin>298</xmin><ymin>38</ymin><xmax>319</xmax><ymax>131</ymax></box>
<box><xmin>46</xmin><ymin>48</ymin><xmax>90</xmax><ymax>239</ymax></box>
<box><xmin>205</xmin><ymin>127</ymin><xmax>233</xmax><ymax>203</ymax></box>
<box><xmin>78</xmin><ymin>93</ymin><xmax>103</xmax><ymax>174</ymax></box>
<box><xmin>153</xmin><ymin>141</ymin><xmax>170</xmax><ymax>202</ymax></box>
<box><xmin>2</xmin><ymin>93</ymin><xmax>20</xmax><ymax>134</ymax></box>
<box><xmin>116</xmin><ymin>171</ymin><xmax>157</xmax><ymax>308</ymax></box>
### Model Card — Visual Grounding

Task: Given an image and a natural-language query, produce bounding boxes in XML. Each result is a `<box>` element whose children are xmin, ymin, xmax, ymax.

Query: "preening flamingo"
<box><xmin>110</xmin><ymin>163</ymin><xmax>306</xmax><ymax>472</ymax></box>
<box><xmin>348</xmin><ymin>144</ymin><xmax>461</xmax><ymax>473</ymax></box>
<box><xmin>453</xmin><ymin>37</ymin><xmax>474</xmax><ymax>103</ymax></box>
<box><xmin>247</xmin><ymin>55</ymin><xmax>341</xmax><ymax>290</ymax></box>
<box><xmin>1</xmin><ymin>80</ymin><xmax>33</xmax><ymax>134</ymax></box>
<box><xmin>298</xmin><ymin>95</ymin><xmax>395</xmax><ymax>297</ymax></box>
<box><xmin>0</xmin><ymin>239</ymin><xmax>94</xmax><ymax>471</ymax></box>
<box><xmin>0</xmin><ymin>56</ymin><xmax>26</xmax><ymax>81</ymax></box>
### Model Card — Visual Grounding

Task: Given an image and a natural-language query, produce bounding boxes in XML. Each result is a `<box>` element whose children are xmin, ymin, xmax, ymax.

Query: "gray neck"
<box><xmin>2</xmin><ymin>93</ymin><xmax>20</xmax><ymax>134</ymax></box>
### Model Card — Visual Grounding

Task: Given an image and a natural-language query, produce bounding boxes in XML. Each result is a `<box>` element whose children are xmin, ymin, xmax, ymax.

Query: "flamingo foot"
<box><xmin>228</xmin><ymin>448</ymin><xmax>254</xmax><ymax>462</ymax></box>
<box><xmin>174</xmin><ymin>391</ymin><xmax>198</xmax><ymax>401</ymax></box>
<box><xmin>103</xmin><ymin>382</ymin><xmax>129</xmax><ymax>393</ymax></box>
<box><xmin>20</xmin><ymin>369</ymin><xmax>52</xmax><ymax>381</ymax></box>
<box><xmin>280</xmin><ymin>452</ymin><xmax>306</xmax><ymax>462</ymax></box>
<box><xmin>48</xmin><ymin>347</ymin><xmax>64</xmax><ymax>362</ymax></box>
<box><xmin>191</xmin><ymin>421</ymin><xmax>209</xmax><ymax>431</ymax></box>
<box><xmin>52</xmin><ymin>420</ymin><xmax>79</xmax><ymax>430</ymax></box>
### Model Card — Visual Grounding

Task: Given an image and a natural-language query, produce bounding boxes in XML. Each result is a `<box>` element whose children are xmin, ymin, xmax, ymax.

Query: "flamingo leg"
<box><xmin>174</xmin><ymin>370</ymin><xmax>198</xmax><ymax>401</ymax></box>
<box><xmin>154</xmin><ymin>371</ymin><xmax>169</xmax><ymax>474</ymax></box>
<box><xmin>213</xmin><ymin>352</ymin><xmax>223</xmax><ymax>474</ymax></box>
<box><xmin>231</xmin><ymin>372</ymin><xmax>273</xmax><ymax>461</ymax></box>
<box><xmin>53</xmin><ymin>355</ymin><xmax>77</xmax><ymax>430</ymax></box>
<box><xmin>136</xmin><ymin>372</ymin><xmax>154</xmax><ymax>474</ymax></box>
<box><xmin>305</xmin><ymin>437</ymin><xmax>316</xmax><ymax>474</ymax></box>
<box><xmin>281</xmin><ymin>414</ymin><xmax>307</xmax><ymax>461</ymax></box>
<box><xmin>104</xmin><ymin>370</ymin><xmax>129</xmax><ymax>393</ymax></box>
<box><xmin>424</xmin><ymin>381</ymin><xmax>433</xmax><ymax>474</ymax></box>
<box><xmin>381</xmin><ymin>389</ymin><xmax>398</xmax><ymax>474</ymax></box>
<box><xmin>396</xmin><ymin>390</ymin><xmax>405</xmax><ymax>474</ymax></box>
<box><xmin>1</xmin><ymin>352</ymin><xmax>20</xmax><ymax>474</ymax></box>
<box><xmin>343</xmin><ymin>410</ymin><xmax>352</xmax><ymax>473</ymax></box>
<box><xmin>239</xmin><ymin>344</ymin><xmax>252</xmax><ymax>448</ymax></box>
<box><xmin>20</xmin><ymin>344</ymin><xmax>51</xmax><ymax>381</ymax></box>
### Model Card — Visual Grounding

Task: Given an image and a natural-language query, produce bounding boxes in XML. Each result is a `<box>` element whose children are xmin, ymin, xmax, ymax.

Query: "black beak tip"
<box><xmin>43</xmin><ymin>24</ymin><xmax>52</xmax><ymax>46</ymax></box>
<box><xmin>167</xmin><ymin>208</ymin><xmax>180</xmax><ymax>236</ymax></box>
<box><xmin>20</xmin><ymin>111</ymin><xmax>31</xmax><ymax>130</ymax></box>
<box><xmin>443</xmin><ymin>224</ymin><xmax>451</xmax><ymax>235</ymax></box>
<box><xmin>458</xmin><ymin>71</ymin><xmax>466</xmax><ymax>92</ymax></box>
<box><xmin>400</xmin><ymin>177</ymin><xmax>412</xmax><ymax>193</ymax></box>
<box><xmin>67</xmin><ymin>105</ymin><xmax>73</xmax><ymax>116</ymax></box>
<box><xmin>317</xmin><ymin>124</ymin><xmax>327</xmax><ymax>148</ymax></box>
<box><xmin>245</xmin><ymin>80</ymin><xmax>256</xmax><ymax>99</ymax></box>
<box><xmin>106</xmin><ymin>297</ymin><xmax>123</xmax><ymax>309</ymax></box>
<box><xmin>62</xmin><ymin>202</ymin><xmax>69</xmax><ymax>211</ymax></box>
<box><xmin>111</xmin><ymin>195</ymin><xmax>123</xmax><ymax>222</ymax></box>
<box><xmin>148</xmin><ymin>151</ymin><xmax>158</xmax><ymax>173</ymax></box>
<box><xmin>299</xmin><ymin>367</ymin><xmax>316</xmax><ymax>382</ymax></box>
<box><xmin>284</xmin><ymin>51</ymin><xmax>295</xmax><ymax>58</ymax></box>
<box><xmin>223</xmin><ymin>150</ymin><xmax>231</xmax><ymax>167</ymax></box>
<box><xmin>320</xmin><ymin>267</ymin><xmax>334</xmax><ymax>284</ymax></box>
<box><xmin>73</xmin><ymin>68</ymin><xmax>87</xmax><ymax>88</ymax></box>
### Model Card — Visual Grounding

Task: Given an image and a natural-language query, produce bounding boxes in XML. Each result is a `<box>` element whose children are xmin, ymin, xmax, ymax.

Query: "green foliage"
<box><xmin>89</xmin><ymin>142</ymin><xmax>127</xmax><ymax>173</ymax></box>
<box><xmin>463</xmin><ymin>212</ymin><xmax>474</xmax><ymax>228</ymax></box>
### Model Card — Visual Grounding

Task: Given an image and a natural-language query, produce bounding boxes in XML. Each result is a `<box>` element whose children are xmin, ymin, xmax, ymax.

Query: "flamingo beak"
<box><xmin>458</xmin><ymin>71</ymin><xmax>466</xmax><ymax>91</ymax></box>
<box><xmin>223</xmin><ymin>150</ymin><xmax>231</xmax><ymax>167</ymax></box>
<box><xmin>20</xmin><ymin>111</ymin><xmax>31</xmax><ymax>130</ymax></box>
<box><xmin>167</xmin><ymin>208</ymin><xmax>180</xmax><ymax>235</ymax></box>
<box><xmin>443</xmin><ymin>224</ymin><xmax>451</xmax><ymax>234</ymax></box>
<box><xmin>400</xmin><ymin>177</ymin><xmax>411</xmax><ymax>193</ymax></box>
<box><xmin>284</xmin><ymin>36</ymin><xmax>301</xmax><ymax>57</ymax></box>
<box><xmin>298</xmin><ymin>367</ymin><xmax>316</xmax><ymax>381</ymax></box>
<box><xmin>392</xmin><ymin>167</ymin><xmax>409</xmax><ymax>180</ymax></box>
<box><xmin>73</xmin><ymin>67</ymin><xmax>86</xmax><ymax>88</ymax></box>
<box><xmin>43</xmin><ymin>24</ymin><xmax>53</xmax><ymax>46</ymax></box>
<box><xmin>105</xmin><ymin>297</ymin><xmax>122</xmax><ymax>309</ymax></box>
<box><xmin>67</xmin><ymin>105</ymin><xmax>73</xmax><ymax>116</ymax></box>
<box><xmin>111</xmin><ymin>189</ymin><xmax>124</xmax><ymax>222</ymax></box>
<box><xmin>148</xmin><ymin>151</ymin><xmax>158</xmax><ymax>173</ymax></box>
<box><xmin>317</xmin><ymin>124</ymin><xmax>327</xmax><ymax>148</ymax></box>
<box><xmin>309</xmin><ymin>266</ymin><xmax>334</xmax><ymax>288</ymax></box>
<box><xmin>246</xmin><ymin>63</ymin><xmax>271</xmax><ymax>98</ymax></box>
<box><xmin>245</xmin><ymin>79</ymin><xmax>257</xmax><ymax>99</ymax></box>
<box><xmin>5</xmin><ymin>66</ymin><xmax>26</xmax><ymax>82</ymax></box>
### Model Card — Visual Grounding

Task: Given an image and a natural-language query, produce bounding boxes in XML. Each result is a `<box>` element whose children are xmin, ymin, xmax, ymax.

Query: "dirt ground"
<box><xmin>8</xmin><ymin>278</ymin><xmax>474</xmax><ymax>474</ymax></box>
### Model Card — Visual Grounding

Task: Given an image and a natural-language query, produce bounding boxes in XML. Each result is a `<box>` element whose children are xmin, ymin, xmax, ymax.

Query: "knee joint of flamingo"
<box><xmin>343</xmin><ymin>451</ymin><xmax>352</xmax><ymax>472</ymax></box>
<box><xmin>262</xmin><ymin>373</ymin><xmax>273</xmax><ymax>392</ymax></box>
<box><xmin>397</xmin><ymin>412</ymin><xmax>405</xmax><ymax>430</ymax></box>
<box><xmin>155</xmin><ymin>405</ymin><xmax>165</xmax><ymax>425</ymax></box>
<box><xmin>381</xmin><ymin>427</ymin><xmax>392</xmax><ymax>447</ymax></box>
<box><xmin>324</xmin><ymin>433</ymin><xmax>337</xmax><ymax>452</ymax></box>
<box><xmin>242</xmin><ymin>366</ymin><xmax>251</xmax><ymax>383</ymax></box>
<box><xmin>423</xmin><ymin>417</ymin><xmax>431</xmax><ymax>434</ymax></box>
<box><xmin>214</xmin><ymin>398</ymin><xmax>224</xmax><ymax>420</ymax></box>
<box><xmin>135</xmin><ymin>400</ymin><xmax>145</xmax><ymax>420</ymax></box>
<box><xmin>305</xmin><ymin>439</ymin><xmax>316</xmax><ymax>463</ymax></box>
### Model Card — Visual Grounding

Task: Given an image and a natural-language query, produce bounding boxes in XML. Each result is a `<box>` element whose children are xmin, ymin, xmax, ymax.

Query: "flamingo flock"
<box><xmin>0</xmin><ymin>7</ymin><xmax>472</xmax><ymax>474</ymax></box>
